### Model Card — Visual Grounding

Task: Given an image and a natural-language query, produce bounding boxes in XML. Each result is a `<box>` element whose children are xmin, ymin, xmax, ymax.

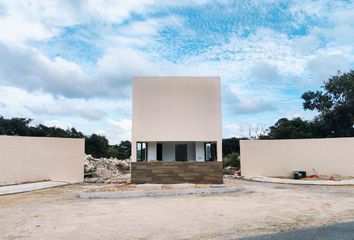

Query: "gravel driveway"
<box><xmin>1</xmin><ymin>179</ymin><xmax>354</xmax><ymax>240</ymax></box>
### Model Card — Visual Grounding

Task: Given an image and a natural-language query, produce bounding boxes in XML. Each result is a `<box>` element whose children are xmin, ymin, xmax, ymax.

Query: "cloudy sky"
<box><xmin>0</xmin><ymin>0</ymin><xmax>354</xmax><ymax>143</ymax></box>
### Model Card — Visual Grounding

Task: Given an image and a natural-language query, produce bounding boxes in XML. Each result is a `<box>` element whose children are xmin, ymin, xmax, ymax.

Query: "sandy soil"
<box><xmin>1</xmin><ymin>179</ymin><xmax>354</xmax><ymax>240</ymax></box>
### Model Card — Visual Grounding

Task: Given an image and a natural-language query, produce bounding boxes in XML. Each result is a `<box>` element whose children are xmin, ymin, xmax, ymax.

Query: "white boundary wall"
<box><xmin>0</xmin><ymin>136</ymin><xmax>85</xmax><ymax>185</ymax></box>
<box><xmin>240</xmin><ymin>138</ymin><xmax>354</xmax><ymax>177</ymax></box>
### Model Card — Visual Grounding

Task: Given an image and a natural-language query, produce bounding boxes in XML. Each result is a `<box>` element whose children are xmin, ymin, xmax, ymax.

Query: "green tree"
<box><xmin>222</xmin><ymin>137</ymin><xmax>245</xmax><ymax>156</ymax></box>
<box><xmin>222</xmin><ymin>152</ymin><xmax>240</xmax><ymax>169</ymax></box>
<box><xmin>260</xmin><ymin>117</ymin><xmax>314</xmax><ymax>139</ymax></box>
<box><xmin>67</xmin><ymin>127</ymin><xmax>85</xmax><ymax>138</ymax></box>
<box><xmin>302</xmin><ymin>70</ymin><xmax>354</xmax><ymax>137</ymax></box>
<box><xmin>107</xmin><ymin>141</ymin><xmax>131</xmax><ymax>159</ymax></box>
<box><xmin>117</xmin><ymin>140</ymin><xmax>131</xmax><ymax>159</ymax></box>
<box><xmin>29</xmin><ymin>124</ymin><xmax>85</xmax><ymax>138</ymax></box>
<box><xmin>0</xmin><ymin>116</ymin><xmax>32</xmax><ymax>135</ymax></box>
<box><xmin>107</xmin><ymin>145</ymin><xmax>120</xmax><ymax>158</ymax></box>
<box><xmin>85</xmin><ymin>134</ymin><xmax>109</xmax><ymax>158</ymax></box>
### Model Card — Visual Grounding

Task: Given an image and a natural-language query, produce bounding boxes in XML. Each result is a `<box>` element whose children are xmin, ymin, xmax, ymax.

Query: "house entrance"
<box><xmin>175</xmin><ymin>144</ymin><xmax>187</xmax><ymax>161</ymax></box>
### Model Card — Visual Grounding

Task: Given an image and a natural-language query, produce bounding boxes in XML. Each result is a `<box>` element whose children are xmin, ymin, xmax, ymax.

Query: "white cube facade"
<box><xmin>132</xmin><ymin>77</ymin><xmax>222</xmax><ymax>162</ymax></box>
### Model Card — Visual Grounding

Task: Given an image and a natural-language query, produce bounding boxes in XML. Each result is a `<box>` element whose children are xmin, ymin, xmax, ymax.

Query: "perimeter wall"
<box><xmin>0</xmin><ymin>136</ymin><xmax>84</xmax><ymax>185</ymax></box>
<box><xmin>240</xmin><ymin>138</ymin><xmax>354</xmax><ymax>177</ymax></box>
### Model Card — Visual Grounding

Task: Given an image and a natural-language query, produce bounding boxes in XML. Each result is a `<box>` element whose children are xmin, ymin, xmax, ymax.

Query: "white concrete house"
<box><xmin>131</xmin><ymin>76</ymin><xmax>222</xmax><ymax>163</ymax></box>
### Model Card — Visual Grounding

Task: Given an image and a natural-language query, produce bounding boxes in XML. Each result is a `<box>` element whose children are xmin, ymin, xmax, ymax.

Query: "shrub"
<box><xmin>223</xmin><ymin>152</ymin><xmax>240</xmax><ymax>169</ymax></box>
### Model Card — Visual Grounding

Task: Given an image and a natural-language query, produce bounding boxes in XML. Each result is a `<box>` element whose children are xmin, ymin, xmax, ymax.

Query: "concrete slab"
<box><xmin>134</xmin><ymin>183</ymin><xmax>220</xmax><ymax>189</ymax></box>
<box><xmin>135</xmin><ymin>184</ymin><xmax>163</xmax><ymax>189</ymax></box>
<box><xmin>79</xmin><ymin>186</ymin><xmax>243</xmax><ymax>199</ymax></box>
<box><xmin>168</xmin><ymin>184</ymin><xmax>196</xmax><ymax>189</ymax></box>
<box><xmin>0</xmin><ymin>181</ymin><xmax>77</xmax><ymax>196</ymax></box>
<box><xmin>244</xmin><ymin>176</ymin><xmax>354</xmax><ymax>186</ymax></box>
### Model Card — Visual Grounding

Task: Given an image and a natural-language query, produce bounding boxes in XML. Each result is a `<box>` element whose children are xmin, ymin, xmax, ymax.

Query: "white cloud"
<box><xmin>0</xmin><ymin>102</ymin><xmax>6</xmax><ymax>108</ymax></box>
<box><xmin>291</xmin><ymin>0</ymin><xmax>354</xmax><ymax>46</ymax></box>
<box><xmin>0</xmin><ymin>43</ymin><xmax>92</xmax><ymax>97</ymax></box>
<box><xmin>0</xmin><ymin>0</ymin><xmax>207</xmax><ymax>46</ymax></box>
<box><xmin>293</xmin><ymin>34</ymin><xmax>321</xmax><ymax>54</ymax></box>
<box><xmin>85</xmin><ymin>0</ymin><xmax>156</xmax><ymax>23</ymax></box>
<box><xmin>95</xmin><ymin>47</ymin><xmax>158</xmax><ymax>87</ymax></box>
<box><xmin>0</xmin><ymin>0</ymin><xmax>78</xmax><ymax>45</ymax></box>
<box><xmin>0</xmin><ymin>15</ymin><xmax>54</xmax><ymax>45</ymax></box>
<box><xmin>107</xmin><ymin>118</ymin><xmax>132</xmax><ymax>143</ymax></box>
<box><xmin>40</xmin><ymin>119</ymin><xmax>73</xmax><ymax>130</ymax></box>
<box><xmin>108</xmin><ymin>119</ymin><xmax>131</xmax><ymax>132</ymax></box>
<box><xmin>250</xmin><ymin>62</ymin><xmax>282</xmax><ymax>83</ymax></box>
<box><xmin>222</xmin><ymin>85</ymin><xmax>276</xmax><ymax>115</ymax></box>
<box><xmin>25</xmin><ymin>102</ymin><xmax>106</xmax><ymax>121</ymax></box>
<box><xmin>0</xmin><ymin>86</ymin><xmax>108</xmax><ymax>121</ymax></box>
<box><xmin>178</xmin><ymin>28</ymin><xmax>308</xmax><ymax>81</ymax></box>
<box><xmin>104</xmin><ymin>15</ymin><xmax>183</xmax><ymax>49</ymax></box>
<box><xmin>0</xmin><ymin>0</ymin><xmax>156</xmax><ymax>45</ymax></box>
<box><xmin>306</xmin><ymin>53</ymin><xmax>352</xmax><ymax>84</ymax></box>
<box><xmin>0</xmin><ymin>43</ymin><xmax>161</xmax><ymax>98</ymax></box>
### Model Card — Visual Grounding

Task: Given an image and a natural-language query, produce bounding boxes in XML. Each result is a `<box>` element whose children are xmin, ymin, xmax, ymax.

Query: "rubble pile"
<box><xmin>84</xmin><ymin>155</ymin><xmax>130</xmax><ymax>183</ymax></box>
<box><xmin>223</xmin><ymin>166</ymin><xmax>242</xmax><ymax>179</ymax></box>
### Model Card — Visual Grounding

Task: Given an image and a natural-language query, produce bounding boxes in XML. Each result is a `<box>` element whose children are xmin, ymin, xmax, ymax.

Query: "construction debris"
<box><xmin>84</xmin><ymin>155</ymin><xmax>130</xmax><ymax>184</ymax></box>
<box><xmin>223</xmin><ymin>166</ymin><xmax>242</xmax><ymax>179</ymax></box>
<box><xmin>223</xmin><ymin>166</ymin><xmax>238</xmax><ymax>175</ymax></box>
<box><xmin>304</xmin><ymin>175</ymin><xmax>345</xmax><ymax>181</ymax></box>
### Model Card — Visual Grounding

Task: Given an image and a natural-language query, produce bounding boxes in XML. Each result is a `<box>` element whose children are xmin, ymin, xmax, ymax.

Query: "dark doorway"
<box><xmin>156</xmin><ymin>143</ymin><xmax>162</xmax><ymax>161</ymax></box>
<box><xmin>175</xmin><ymin>144</ymin><xmax>187</xmax><ymax>161</ymax></box>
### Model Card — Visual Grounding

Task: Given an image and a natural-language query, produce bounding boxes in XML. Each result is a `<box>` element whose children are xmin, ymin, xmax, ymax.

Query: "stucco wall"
<box><xmin>132</xmin><ymin>77</ymin><xmax>222</xmax><ymax>162</ymax></box>
<box><xmin>240</xmin><ymin>138</ymin><xmax>354</xmax><ymax>177</ymax></box>
<box><xmin>0</xmin><ymin>136</ymin><xmax>85</xmax><ymax>185</ymax></box>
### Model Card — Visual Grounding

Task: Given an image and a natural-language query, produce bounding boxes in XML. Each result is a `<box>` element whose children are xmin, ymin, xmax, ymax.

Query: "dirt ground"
<box><xmin>1</xmin><ymin>179</ymin><xmax>354</xmax><ymax>240</ymax></box>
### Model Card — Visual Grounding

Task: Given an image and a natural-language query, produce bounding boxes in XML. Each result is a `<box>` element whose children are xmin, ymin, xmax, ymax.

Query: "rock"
<box><xmin>84</xmin><ymin>177</ymin><xmax>98</xmax><ymax>183</ymax></box>
<box><xmin>94</xmin><ymin>167</ymin><xmax>111</xmax><ymax>180</ymax></box>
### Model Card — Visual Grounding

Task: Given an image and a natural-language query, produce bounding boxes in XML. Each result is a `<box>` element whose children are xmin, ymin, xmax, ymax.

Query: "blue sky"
<box><xmin>0</xmin><ymin>0</ymin><xmax>354</xmax><ymax>143</ymax></box>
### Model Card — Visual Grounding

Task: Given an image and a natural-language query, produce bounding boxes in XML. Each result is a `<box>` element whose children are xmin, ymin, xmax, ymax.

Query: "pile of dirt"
<box><xmin>84</xmin><ymin>155</ymin><xmax>130</xmax><ymax>183</ymax></box>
